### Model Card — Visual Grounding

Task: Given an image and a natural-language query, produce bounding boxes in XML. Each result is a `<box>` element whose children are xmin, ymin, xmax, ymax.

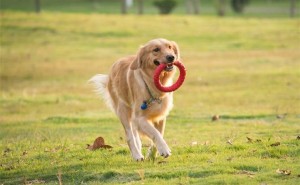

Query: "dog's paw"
<box><xmin>157</xmin><ymin>143</ymin><xmax>171</xmax><ymax>158</ymax></box>
<box><xmin>132</xmin><ymin>153</ymin><xmax>144</xmax><ymax>162</ymax></box>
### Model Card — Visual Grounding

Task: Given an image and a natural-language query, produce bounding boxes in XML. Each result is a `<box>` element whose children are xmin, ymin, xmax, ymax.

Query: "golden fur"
<box><xmin>89</xmin><ymin>38</ymin><xmax>180</xmax><ymax>161</ymax></box>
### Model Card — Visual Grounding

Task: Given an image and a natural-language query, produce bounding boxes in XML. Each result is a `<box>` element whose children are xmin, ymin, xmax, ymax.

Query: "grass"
<box><xmin>1</xmin><ymin>11</ymin><xmax>300</xmax><ymax>184</ymax></box>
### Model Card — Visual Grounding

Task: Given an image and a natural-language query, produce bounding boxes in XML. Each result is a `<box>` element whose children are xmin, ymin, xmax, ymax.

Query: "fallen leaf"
<box><xmin>270</xmin><ymin>142</ymin><xmax>280</xmax><ymax>147</ymax></box>
<box><xmin>158</xmin><ymin>160</ymin><xmax>168</xmax><ymax>164</ymax></box>
<box><xmin>191</xmin><ymin>141</ymin><xmax>198</xmax><ymax>146</ymax></box>
<box><xmin>21</xmin><ymin>151</ymin><xmax>28</xmax><ymax>156</ymax></box>
<box><xmin>4</xmin><ymin>148</ymin><xmax>11</xmax><ymax>153</ymax></box>
<box><xmin>236</xmin><ymin>170</ymin><xmax>255</xmax><ymax>178</ymax></box>
<box><xmin>276</xmin><ymin>169</ymin><xmax>291</xmax><ymax>175</ymax></box>
<box><xmin>87</xmin><ymin>137</ymin><xmax>113</xmax><ymax>151</ymax></box>
<box><xmin>276</xmin><ymin>115</ymin><xmax>285</xmax><ymax>119</ymax></box>
<box><xmin>3</xmin><ymin>148</ymin><xmax>12</xmax><ymax>156</ymax></box>
<box><xmin>227</xmin><ymin>140</ymin><xmax>233</xmax><ymax>145</ymax></box>
<box><xmin>212</xmin><ymin>115</ymin><xmax>219</xmax><ymax>121</ymax></box>
<box><xmin>246</xmin><ymin>137</ymin><xmax>253</xmax><ymax>143</ymax></box>
<box><xmin>227</xmin><ymin>156</ymin><xmax>234</xmax><ymax>161</ymax></box>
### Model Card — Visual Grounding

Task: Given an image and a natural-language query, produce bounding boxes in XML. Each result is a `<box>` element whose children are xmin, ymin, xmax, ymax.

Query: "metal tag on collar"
<box><xmin>141</xmin><ymin>101</ymin><xmax>148</xmax><ymax>110</ymax></box>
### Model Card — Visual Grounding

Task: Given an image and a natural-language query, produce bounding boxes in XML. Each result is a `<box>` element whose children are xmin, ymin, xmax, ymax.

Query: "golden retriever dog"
<box><xmin>89</xmin><ymin>38</ymin><xmax>180</xmax><ymax>161</ymax></box>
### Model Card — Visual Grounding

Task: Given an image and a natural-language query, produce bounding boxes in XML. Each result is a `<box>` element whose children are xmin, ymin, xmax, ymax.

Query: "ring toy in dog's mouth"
<box><xmin>154</xmin><ymin>61</ymin><xmax>186</xmax><ymax>92</ymax></box>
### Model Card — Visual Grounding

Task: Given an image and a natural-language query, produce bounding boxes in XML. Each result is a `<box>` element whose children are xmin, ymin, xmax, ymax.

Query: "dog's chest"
<box><xmin>144</xmin><ymin>94</ymin><xmax>173</xmax><ymax>120</ymax></box>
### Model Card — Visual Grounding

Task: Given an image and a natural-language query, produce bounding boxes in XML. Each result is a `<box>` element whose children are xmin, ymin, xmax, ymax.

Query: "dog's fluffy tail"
<box><xmin>88</xmin><ymin>74</ymin><xmax>114</xmax><ymax>112</ymax></box>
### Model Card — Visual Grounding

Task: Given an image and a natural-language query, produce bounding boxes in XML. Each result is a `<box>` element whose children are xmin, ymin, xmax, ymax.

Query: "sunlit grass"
<box><xmin>0</xmin><ymin>12</ymin><xmax>300</xmax><ymax>184</ymax></box>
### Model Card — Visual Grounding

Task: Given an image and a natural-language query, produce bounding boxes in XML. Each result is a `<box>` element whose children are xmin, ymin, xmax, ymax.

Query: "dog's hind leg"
<box><xmin>117</xmin><ymin>104</ymin><xmax>144</xmax><ymax>161</ymax></box>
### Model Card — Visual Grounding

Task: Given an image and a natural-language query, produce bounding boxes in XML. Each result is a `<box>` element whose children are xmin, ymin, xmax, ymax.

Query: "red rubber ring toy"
<box><xmin>154</xmin><ymin>61</ymin><xmax>186</xmax><ymax>92</ymax></box>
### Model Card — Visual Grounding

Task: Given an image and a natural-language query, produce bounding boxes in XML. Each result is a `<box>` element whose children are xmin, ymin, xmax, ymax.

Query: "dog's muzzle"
<box><xmin>154</xmin><ymin>60</ymin><xmax>174</xmax><ymax>72</ymax></box>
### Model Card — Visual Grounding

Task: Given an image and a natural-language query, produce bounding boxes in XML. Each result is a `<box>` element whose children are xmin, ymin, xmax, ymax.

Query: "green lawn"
<box><xmin>0</xmin><ymin>11</ymin><xmax>300</xmax><ymax>184</ymax></box>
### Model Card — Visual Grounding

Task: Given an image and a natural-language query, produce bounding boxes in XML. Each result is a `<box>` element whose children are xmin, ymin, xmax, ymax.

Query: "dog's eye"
<box><xmin>168</xmin><ymin>45</ymin><xmax>172</xmax><ymax>49</ymax></box>
<box><xmin>153</xmin><ymin>48</ymin><xmax>160</xmax><ymax>52</ymax></box>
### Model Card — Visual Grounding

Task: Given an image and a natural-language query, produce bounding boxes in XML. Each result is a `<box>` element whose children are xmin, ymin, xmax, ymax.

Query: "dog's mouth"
<box><xmin>154</xmin><ymin>60</ymin><xmax>174</xmax><ymax>72</ymax></box>
<box><xmin>165</xmin><ymin>63</ymin><xmax>174</xmax><ymax>72</ymax></box>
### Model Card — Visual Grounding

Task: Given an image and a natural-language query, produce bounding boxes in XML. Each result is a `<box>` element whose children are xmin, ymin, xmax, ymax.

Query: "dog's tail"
<box><xmin>88</xmin><ymin>74</ymin><xmax>114</xmax><ymax>112</ymax></box>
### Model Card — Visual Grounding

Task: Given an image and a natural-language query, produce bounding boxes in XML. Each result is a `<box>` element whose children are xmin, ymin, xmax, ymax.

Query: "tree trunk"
<box><xmin>35</xmin><ymin>0</ymin><xmax>41</xmax><ymax>13</ymax></box>
<box><xmin>193</xmin><ymin>0</ymin><xmax>200</xmax><ymax>14</ymax></box>
<box><xmin>217</xmin><ymin>0</ymin><xmax>226</xmax><ymax>16</ymax></box>
<box><xmin>186</xmin><ymin>0</ymin><xmax>192</xmax><ymax>14</ymax></box>
<box><xmin>290</xmin><ymin>0</ymin><xmax>296</xmax><ymax>17</ymax></box>
<box><xmin>186</xmin><ymin>0</ymin><xmax>200</xmax><ymax>14</ymax></box>
<box><xmin>121</xmin><ymin>0</ymin><xmax>127</xmax><ymax>14</ymax></box>
<box><xmin>137</xmin><ymin>0</ymin><xmax>144</xmax><ymax>15</ymax></box>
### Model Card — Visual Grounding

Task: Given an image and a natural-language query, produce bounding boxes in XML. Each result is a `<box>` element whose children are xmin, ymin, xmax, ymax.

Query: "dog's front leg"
<box><xmin>117</xmin><ymin>105</ymin><xmax>144</xmax><ymax>161</ymax></box>
<box><xmin>146</xmin><ymin>119</ymin><xmax>166</xmax><ymax>160</ymax></box>
<box><xmin>137</xmin><ymin>117</ymin><xmax>171</xmax><ymax>158</ymax></box>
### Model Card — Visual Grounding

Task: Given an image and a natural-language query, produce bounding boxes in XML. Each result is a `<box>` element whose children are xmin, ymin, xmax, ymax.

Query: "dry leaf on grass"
<box><xmin>3</xmin><ymin>148</ymin><xmax>11</xmax><ymax>156</ymax></box>
<box><xmin>276</xmin><ymin>169</ymin><xmax>291</xmax><ymax>175</ymax></box>
<box><xmin>246</xmin><ymin>137</ymin><xmax>262</xmax><ymax>143</ymax></box>
<box><xmin>227</xmin><ymin>140</ymin><xmax>233</xmax><ymax>145</ymax></box>
<box><xmin>212</xmin><ymin>115</ymin><xmax>220</xmax><ymax>121</ymax></box>
<box><xmin>191</xmin><ymin>141</ymin><xmax>198</xmax><ymax>146</ymax></box>
<box><xmin>87</xmin><ymin>136</ymin><xmax>113</xmax><ymax>151</ymax></box>
<box><xmin>158</xmin><ymin>160</ymin><xmax>168</xmax><ymax>164</ymax></box>
<box><xmin>21</xmin><ymin>151</ymin><xmax>28</xmax><ymax>156</ymax></box>
<box><xmin>246</xmin><ymin>137</ymin><xmax>253</xmax><ymax>143</ymax></box>
<box><xmin>236</xmin><ymin>170</ymin><xmax>255</xmax><ymax>178</ymax></box>
<box><xmin>226</xmin><ymin>156</ymin><xmax>234</xmax><ymax>161</ymax></box>
<box><xmin>270</xmin><ymin>142</ymin><xmax>280</xmax><ymax>147</ymax></box>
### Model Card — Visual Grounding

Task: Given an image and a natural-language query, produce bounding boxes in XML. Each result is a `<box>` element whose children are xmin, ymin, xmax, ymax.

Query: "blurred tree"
<box><xmin>231</xmin><ymin>0</ymin><xmax>249</xmax><ymax>13</ymax></box>
<box><xmin>186</xmin><ymin>0</ymin><xmax>200</xmax><ymax>14</ymax></box>
<box><xmin>216</xmin><ymin>0</ymin><xmax>226</xmax><ymax>16</ymax></box>
<box><xmin>290</xmin><ymin>0</ymin><xmax>296</xmax><ymax>17</ymax></box>
<box><xmin>121</xmin><ymin>0</ymin><xmax>127</xmax><ymax>14</ymax></box>
<box><xmin>137</xmin><ymin>0</ymin><xmax>144</xmax><ymax>14</ymax></box>
<box><xmin>35</xmin><ymin>0</ymin><xmax>41</xmax><ymax>13</ymax></box>
<box><xmin>153</xmin><ymin>0</ymin><xmax>177</xmax><ymax>14</ymax></box>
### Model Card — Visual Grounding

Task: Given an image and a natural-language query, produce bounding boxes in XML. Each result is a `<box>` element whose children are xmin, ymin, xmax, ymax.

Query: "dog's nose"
<box><xmin>166</xmin><ymin>55</ymin><xmax>175</xmax><ymax>63</ymax></box>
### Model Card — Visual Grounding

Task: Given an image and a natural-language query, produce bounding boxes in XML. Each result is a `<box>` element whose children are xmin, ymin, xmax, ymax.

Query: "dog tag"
<box><xmin>141</xmin><ymin>102</ymin><xmax>148</xmax><ymax>110</ymax></box>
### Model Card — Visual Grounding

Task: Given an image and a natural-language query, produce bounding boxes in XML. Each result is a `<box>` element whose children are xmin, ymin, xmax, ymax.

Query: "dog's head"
<box><xmin>130</xmin><ymin>38</ymin><xmax>180</xmax><ymax>72</ymax></box>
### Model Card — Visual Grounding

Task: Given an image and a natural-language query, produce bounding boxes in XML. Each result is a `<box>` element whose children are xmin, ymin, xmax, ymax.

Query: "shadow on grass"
<box><xmin>43</xmin><ymin>116</ymin><xmax>115</xmax><ymax>124</ymax></box>
<box><xmin>220</xmin><ymin>114</ymin><xmax>277</xmax><ymax>120</ymax></box>
<box><xmin>1</xmin><ymin>164</ymin><xmax>140</xmax><ymax>185</ymax></box>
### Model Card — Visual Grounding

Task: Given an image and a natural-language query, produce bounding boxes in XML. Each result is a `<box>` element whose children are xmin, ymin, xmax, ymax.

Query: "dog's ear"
<box><xmin>130</xmin><ymin>56</ymin><xmax>140</xmax><ymax>70</ymax></box>
<box><xmin>171</xmin><ymin>41</ymin><xmax>180</xmax><ymax>60</ymax></box>
<box><xmin>130</xmin><ymin>46</ymin><xmax>145</xmax><ymax>70</ymax></box>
